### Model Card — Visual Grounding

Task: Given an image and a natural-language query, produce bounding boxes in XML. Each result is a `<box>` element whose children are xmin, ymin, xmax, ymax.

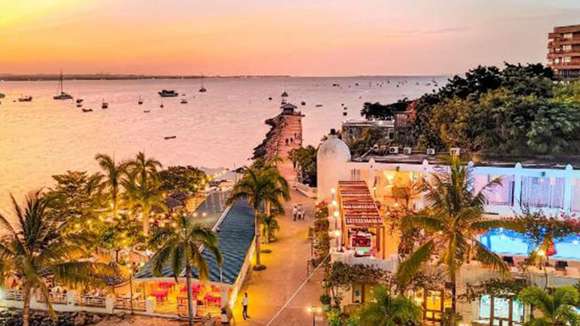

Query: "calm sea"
<box><xmin>0</xmin><ymin>76</ymin><xmax>445</xmax><ymax>214</ymax></box>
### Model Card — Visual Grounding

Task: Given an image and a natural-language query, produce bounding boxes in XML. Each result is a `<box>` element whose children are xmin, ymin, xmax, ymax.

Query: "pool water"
<box><xmin>481</xmin><ymin>229</ymin><xmax>580</xmax><ymax>261</ymax></box>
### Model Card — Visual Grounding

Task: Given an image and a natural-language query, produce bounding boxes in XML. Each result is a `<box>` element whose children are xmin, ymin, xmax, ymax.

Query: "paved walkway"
<box><xmin>231</xmin><ymin>107</ymin><xmax>325</xmax><ymax>326</ymax></box>
<box><xmin>231</xmin><ymin>189</ymin><xmax>326</xmax><ymax>326</ymax></box>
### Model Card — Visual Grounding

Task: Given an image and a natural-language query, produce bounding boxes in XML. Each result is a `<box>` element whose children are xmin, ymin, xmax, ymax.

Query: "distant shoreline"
<box><xmin>0</xmin><ymin>74</ymin><xmax>449</xmax><ymax>82</ymax></box>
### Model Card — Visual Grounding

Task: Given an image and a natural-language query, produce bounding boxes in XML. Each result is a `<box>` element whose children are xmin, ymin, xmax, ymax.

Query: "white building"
<box><xmin>317</xmin><ymin>132</ymin><xmax>580</xmax><ymax>325</ymax></box>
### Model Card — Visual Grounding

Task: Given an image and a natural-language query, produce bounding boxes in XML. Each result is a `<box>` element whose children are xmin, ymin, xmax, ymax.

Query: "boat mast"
<box><xmin>59</xmin><ymin>70</ymin><xmax>64</xmax><ymax>94</ymax></box>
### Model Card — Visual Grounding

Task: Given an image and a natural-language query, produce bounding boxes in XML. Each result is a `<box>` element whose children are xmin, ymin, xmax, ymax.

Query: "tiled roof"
<box><xmin>338</xmin><ymin>181</ymin><xmax>382</xmax><ymax>226</ymax></box>
<box><xmin>135</xmin><ymin>200</ymin><xmax>255</xmax><ymax>285</ymax></box>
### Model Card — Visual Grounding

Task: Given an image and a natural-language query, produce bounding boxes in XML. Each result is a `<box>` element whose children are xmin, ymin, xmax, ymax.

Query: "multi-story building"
<box><xmin>317</xmin><ymin>131</ymin><xmax>579</xmax><ymax>325</ymax></box>
<box><xmin>547</xmin><ymin>24</ymin><xmax>580</xmax><ymax>79</ymax></box>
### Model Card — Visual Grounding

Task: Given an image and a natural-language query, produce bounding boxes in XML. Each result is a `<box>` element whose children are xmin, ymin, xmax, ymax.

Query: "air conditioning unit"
<box><xmin>403</xmin><ymin>147</ymin><xmax>412</xmax><ymax>155</ymax></box>
<box><xmin>388</xmin><ymin>146</ymin><xmax>399</xmax><ymax>154</ymax></box>
<box><xmin>450</xmin><ymin>147</ymin><xmax>461</xmax><ymax>157</ymax></box>
<box><xmin>426</xmin><ymin>148</ymin><xmax>436</xmax><ymax>156</ymax></box>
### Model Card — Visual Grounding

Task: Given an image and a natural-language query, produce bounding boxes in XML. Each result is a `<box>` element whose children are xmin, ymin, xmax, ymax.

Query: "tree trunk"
<box><xmin>451</xmin><ymin>274</ymin><xmax>457</xmax><ymax>326</ymax></box>
<box><xmin>254</xmin><ymin>209</ymin><xmax>262</xmax><ymax>267</ymax></box>
<box><xmin>142</xmin><ymin>207</ymin><xmax>150</xmax><ymax>236</ymax></box>
<box><xmin>185</xmin><ymin>265</ymin><xmax>194</xmax><ymax>326</ymax></box>
<box><xmin>22</xmin><ymin>285</ymin><xmax>31</xmax><ymax>326</ymax></box>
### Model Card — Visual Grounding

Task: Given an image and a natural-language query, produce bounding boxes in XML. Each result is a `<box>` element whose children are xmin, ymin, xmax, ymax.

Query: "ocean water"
<box><xmin>0</xmin><ymin>76</ymin><xmax>445</xmax><ymax>215</ymax></box>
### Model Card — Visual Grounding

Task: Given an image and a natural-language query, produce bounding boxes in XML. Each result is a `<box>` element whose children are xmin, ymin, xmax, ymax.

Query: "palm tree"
<box><xmin>149</xmin><ymin>214</ymin><xmax>223</xmax><ymax>326</ymax></box>
<box><xmin>124</xmin><ymin>152</ymin><xmax>164</xmax><ymax>235</ymax></box>
<box><xmin>519</xmin><ymin>286</ymin><xmax>578</xmax><ymax>326</ymax></box>
<box><xmin>95</xmin><ymin>153</ymin><xmax>127</xmax><ymax>220</ymax></box>
<box><xmin>396</xmin><ymin>157</ymin><xmax>514</xmax><ymax>321</ymax></box>
<box><xmin>356</xmin><ymin>285</ymin><xmax>422</xmax><ymax>326</ymax></box>
<box><xmin>228</xmin><ymin>165</ymin><xmax>289</xmax><ymax>269</ymax></box>
<box><xmin>0</xmin><ymin>192</ymin><xmax>115</xmax><ymax>326</ymax></box>
<box><xmin>125</xmin><ymin>152</ymin><xmax>162</xmax><ymax>191</ymax></box>
<box><xmin>260</xmin><ymin>213</ymin><xmax>280</xmax><ymax>243</ymax></box>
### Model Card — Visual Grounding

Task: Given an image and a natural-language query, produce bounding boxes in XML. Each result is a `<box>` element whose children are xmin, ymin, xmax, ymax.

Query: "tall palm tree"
<box><xmin>0</xmin><ymin>192</ymin><xmax>115</xmax><ymax>326</ymax></box>
<box><xmin>260</xmin><ymin>213</ymin><xmax>280</xmax><ymax>243</ymax></box>
<box><xmin>95</xmin><ymin>153</ymin><xmax>127</xmax><ymax>220</ymax></box>
<box><xmin>123</xmin><ymin>172</ymin><xmax>166</xmax><ymax>236</ymax></box>
<box><xmin>149</xmin><ymin>214</ymin><xmax>223</xmax><ymax>326</ymax></box>
<box><xmin>228</xmin><ymin>165</ymin><xmax>289</xmax><ymax>269</ymax></box>
<box><xmin>519</xmin><ymin>286</ymin><xmax>578</xmax><ymax>326</ymax></box>
<box><xmin>356</xmin><ymin>285</ymin><xmax>422</xmax><ymax>326</ymax></box>
<box><xmin>124</xmin><ymin>152</ymin><xmax>164</xmax><ymax>235</ymax></box>
<box><xmin>396</xmin><ymin>157</ymin><xmax>513</xmax><ymax>320</ymax></box>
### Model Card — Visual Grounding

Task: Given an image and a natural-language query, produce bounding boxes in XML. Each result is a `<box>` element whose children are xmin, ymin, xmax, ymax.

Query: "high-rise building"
<box><xmin>547</xmin><ymin>24</ymin><xmax>580</xmax><ymax>79</ymax></box>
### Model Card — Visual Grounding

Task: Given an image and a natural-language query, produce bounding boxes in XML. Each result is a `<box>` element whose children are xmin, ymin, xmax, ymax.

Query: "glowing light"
<box><xmin>537</xmin><ymin>249</ymin><xmax>545</xmax><ymax>257</ymax></box>
<box><xmin>331</xmin><ymin>188</ymin><xmax>336</xmax><ymax>194</ymax></box>
<box><xmin>333</xmin><ymin>230</ymin><xmax>341</xmax><ymax>237</ymax></box>
<box><xmin>331</xmin><ymin>200</ymin><xmax>337</xmax><ymax>207</ymax></box>
<box><xmin>333</xmin><ymin>211</ymin><xmax>339</xmax><ymax>218</ymax></box>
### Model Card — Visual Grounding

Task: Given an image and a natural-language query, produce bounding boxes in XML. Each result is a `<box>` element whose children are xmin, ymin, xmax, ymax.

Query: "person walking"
<box><xmin>292</xmin><ymin>204</ymin><xmax>297</xmax><ymax>221</ymax></box>
<box><xmin>242</xmin><ymin>292</ymin><xmax>250</xmax><ymax>320</ymax></box>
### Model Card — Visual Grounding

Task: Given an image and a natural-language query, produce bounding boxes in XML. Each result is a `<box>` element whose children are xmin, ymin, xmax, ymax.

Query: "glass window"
<box><xmin>479</xmin><ymin>295</ymin><xmax>525</xmax><ymax>325</ymax></box>
<box><xmin>573</xmin><ymin>179</ymin><xmax>580</xmax><ymax>212</ymax></box>
<box><xmin>521</xmin><ymin>176</ymin><xmax>564</xmax><ymax>209</ymax></box>
<box><xmin>473</xmin><ymin>174</ymin><xmax>514</xmax><ymax>206</ymax></box>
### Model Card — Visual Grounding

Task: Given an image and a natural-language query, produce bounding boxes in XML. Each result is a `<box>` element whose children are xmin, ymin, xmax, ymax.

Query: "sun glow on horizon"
<box><xmin>0</xmin><ymin>0</ymin><xmax>579</xmax><ymax>75</ymax></box>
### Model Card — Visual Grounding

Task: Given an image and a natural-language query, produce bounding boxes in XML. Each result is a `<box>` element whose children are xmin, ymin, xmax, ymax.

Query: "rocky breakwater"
<box><xmin>0</xmin><ymin>309</ymin><xmax>123</xmax><ymax>326</ymax></box>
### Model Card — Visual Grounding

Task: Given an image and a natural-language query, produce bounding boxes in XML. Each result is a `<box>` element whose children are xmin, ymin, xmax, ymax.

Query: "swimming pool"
<box><xmin>481</xmin><ymin>229</ymin><xmax>580</xmax><ymax>261</ymax></box>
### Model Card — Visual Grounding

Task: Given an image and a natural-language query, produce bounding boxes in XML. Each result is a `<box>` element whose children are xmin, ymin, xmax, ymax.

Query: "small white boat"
<box><xmin>180</xmin><ymin>99</ymin><xmax>188</xmax><ymax>104</ymax></box>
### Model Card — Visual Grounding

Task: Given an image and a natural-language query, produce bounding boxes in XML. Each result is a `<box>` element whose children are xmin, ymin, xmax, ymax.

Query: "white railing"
<box><xmin>330</xmin><ymin>249</ymin><xmax>398</xmax><ymax>272</ymax></box>
<box><xmin>294</xmin><ymin>182</ymin><xmax>317</xmax><ymax>198</ymax></box>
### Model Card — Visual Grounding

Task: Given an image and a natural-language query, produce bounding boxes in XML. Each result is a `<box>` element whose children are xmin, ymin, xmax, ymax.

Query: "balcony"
<box><xmin>330</xmin><ymin>249</ymin><xmax>398</xmax><ymax>272</ymax></box>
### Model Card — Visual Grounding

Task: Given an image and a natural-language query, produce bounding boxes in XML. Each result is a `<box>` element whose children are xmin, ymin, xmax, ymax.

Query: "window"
<box><xmin>563</xmin><ymin>32</ymin><xmax>573</xmax><ymax>39</ymax></box>
<box><xmin>563</xmin><ymin>44</ymin><xmax>572</xmax><ymax>51</ymax></box>
<box><xmin>350</xmin><ymin>169</ymin><xmax>361</xmax><ymax>181</ymax></box>
<box><xmin>573</xmin><ymin>179</ymin><xmax>580</xmax><ymax>212</ymax></box>
<box><xmin>521</xmin><ymin>176</ymin><xmax>564</xmax><ymax>209</ymax></box>
<box><xmin>564</xmin><ymin>56</ymin><xmax>572</xmax><ymax>63</ymax></box>
<box><xmin>473</xmin><ymin>174</ymin><xmax>514</xmax><ymax>206</ymax></box>
<box><xmin>479</xmin><ymin>295</ymin><xmax>524</xmax><ymax>325</ymax></box>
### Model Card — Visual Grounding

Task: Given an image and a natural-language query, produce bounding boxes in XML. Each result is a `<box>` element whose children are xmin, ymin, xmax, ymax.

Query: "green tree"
<box><xmin>149</xmin><ymin>214</ymin><xmax>223</xmax><ymax>326</ymax></box>
<box><xmin>0</xmin><ymin>192</ymin><xmax>115</xmax><ymax>326</ymax></box>
<box><xmin>124</xmin><ymin>152</ymin><xmax>165</xmax><ymax>236</ymax></box>
<box><xmin>228</xmin><ymin>165</ymin><xmax>289</xmax><ymax>269</ymax></box>
<box><xmin>519</xmin><ymin>286</ymin><xmax>579</xmax><ymax>326</ymax></box>
<box><xmin>396</xmin><ymin>157</ymin><xmax>515</xmax><ymax>321</ymax></box>
<box><xmin>356</xmin><ymin>285</ymin><xmax>422</xmax><ymax>326</ymax></box>
<box><xmin>260</xmin><ymin>213</ymin><xmax>280</xmax><ymax>243</ymax></box>
<box><xmin>95</xmin><ymin>153</ymin><xmax>127</xmax><ymax>220</ymax></box>
<box><xmin>159</xmin><ymin>166</ymin><xmax>207</xmax><ymax>198</ymax></box>
<box><xmin>44</xmin><ymin>170</ymin><xmax>105</xmax><ymax>227</ymax></box>
<box><xmin>288</xmin><ymin>145</ymin><xmax>318</xmax><ymax>186</ymax></box>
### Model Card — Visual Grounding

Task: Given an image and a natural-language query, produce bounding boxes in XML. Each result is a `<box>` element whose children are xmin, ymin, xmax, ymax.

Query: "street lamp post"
<box><xmin>307</xmin><ymin>306</ymin><xmax>322</xmax><ymax>326</ymax></box>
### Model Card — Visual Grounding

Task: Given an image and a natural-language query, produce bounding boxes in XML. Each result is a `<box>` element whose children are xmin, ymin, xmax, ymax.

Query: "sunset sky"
<box><xmin>1</xmin><ymin>0</ymin><xmax>579</xmax><ymax>76</ymax></box>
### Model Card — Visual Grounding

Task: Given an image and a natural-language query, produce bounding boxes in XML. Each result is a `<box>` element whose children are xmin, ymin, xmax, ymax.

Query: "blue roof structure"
<box><xmin>135</xmin><ymin>200</ymin><xmax>255</xmax><ymax>285</ymax></box>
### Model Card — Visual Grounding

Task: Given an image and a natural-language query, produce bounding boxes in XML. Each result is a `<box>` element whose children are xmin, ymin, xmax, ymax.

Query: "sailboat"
<box><xmin>198</xmin><ymin>75</ymin><xmax>207</xmax><ymax>93</ymax></box>
<box><xmin>138</xmin><ymin>96</ymin><xmax>143</xmax><ymax>105</ymax></box>
<box><xmin>53</xmin><ymin>71</ymin><xmax>73</xmax><ymax>100</ymax></box>
<box><xmin>101</xmin><ymin>99</ymin><xmax>109</xmax><ymax>109</ymax></box>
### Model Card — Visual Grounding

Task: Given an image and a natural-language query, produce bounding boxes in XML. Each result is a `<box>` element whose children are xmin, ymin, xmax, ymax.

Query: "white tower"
<box><xmin>317</xmin><ymin>129</ymin><xmax>351</xmax><ymax>203</ymax></box>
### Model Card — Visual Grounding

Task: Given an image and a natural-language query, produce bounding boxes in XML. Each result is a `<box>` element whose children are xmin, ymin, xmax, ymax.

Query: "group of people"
<box><xmin>292</xmin><ymin>203</ymin><xmax>306</xmax><ymax>221</ymax></box>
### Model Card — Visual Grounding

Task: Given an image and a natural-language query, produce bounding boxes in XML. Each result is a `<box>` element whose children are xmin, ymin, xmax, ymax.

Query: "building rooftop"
<box><xmin>338</xmin><ymin>181</ymin><xmax>382</xmax><ymax>226</ymax></box>
<box><xmin>136</xmin><ymin>200</ymin><xmax>255</xmax><ymax>284</ymax></box>
<box><xmin>353</xmin><ymin>152</ymin><xmax>580</xmax><ymax>170</ymax></box>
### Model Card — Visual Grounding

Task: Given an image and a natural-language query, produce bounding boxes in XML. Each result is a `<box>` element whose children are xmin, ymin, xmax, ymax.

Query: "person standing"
<box><xmin>292</xmin><ymin>204</ymin><xmax>297</xmax><ymax>221</ymax></box>
<box><xmin>242</xmin><ymin>292</ymin><xmax>249</xmax><ymax>320</ymax></box>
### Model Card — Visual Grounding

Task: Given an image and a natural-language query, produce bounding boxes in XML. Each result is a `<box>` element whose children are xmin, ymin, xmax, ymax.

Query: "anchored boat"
<box><xmin>53</xmin><ymin>71</ymin><xmax>73</xmax><ymax>100</ymax></box>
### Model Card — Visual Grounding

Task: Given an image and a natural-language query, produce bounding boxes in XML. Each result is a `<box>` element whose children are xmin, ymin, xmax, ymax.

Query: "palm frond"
<box><xmin>396</xmin><ymin>239</ymin><xmax>435</xmax><ymax>288</ymax></box>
